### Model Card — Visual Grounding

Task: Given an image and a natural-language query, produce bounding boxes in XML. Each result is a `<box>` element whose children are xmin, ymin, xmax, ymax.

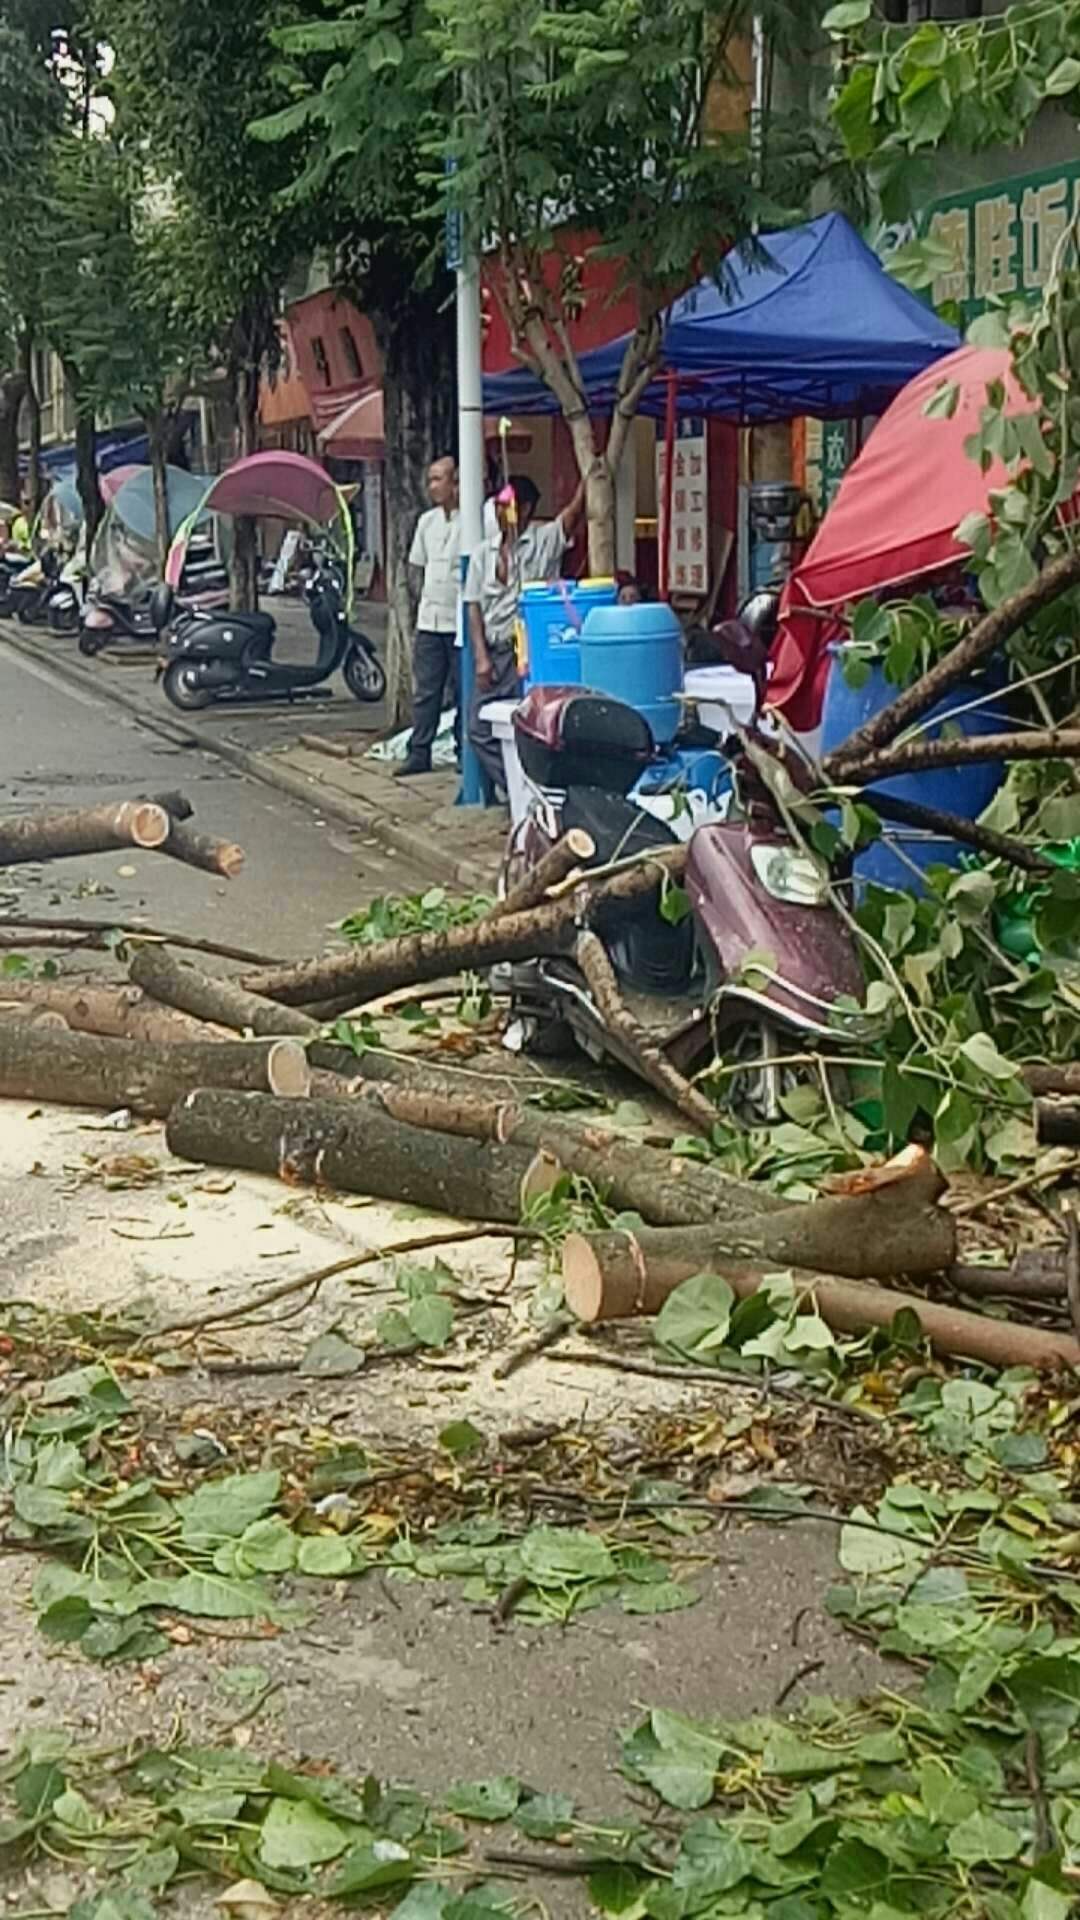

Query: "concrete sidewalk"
<box><xmin>0</xmin><ymin>610</ymin><xmax>506</xmax><ymax>894</ymax></box>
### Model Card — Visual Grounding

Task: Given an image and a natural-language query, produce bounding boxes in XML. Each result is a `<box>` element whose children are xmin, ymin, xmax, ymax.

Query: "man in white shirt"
<box><xmin>464</xmin><ymin>472</ymin><xmax>585</xmax><ymax>795</ymax></box>
<box><xmin>398</xmin><ymin>455</ymin><xmax>461</xmax><ymax>777</ymax></box>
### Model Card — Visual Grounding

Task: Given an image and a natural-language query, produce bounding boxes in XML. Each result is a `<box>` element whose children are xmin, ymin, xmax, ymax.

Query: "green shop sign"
<box><xmin>922</xmin><ymin>159</ymin><xmax>1080</xmax><ymax>321</ymax></box>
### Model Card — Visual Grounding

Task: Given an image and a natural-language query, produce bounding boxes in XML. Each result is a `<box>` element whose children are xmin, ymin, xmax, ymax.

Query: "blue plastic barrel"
<box><xmin>579</xmin><ymin>602</ymin><xmax>683</xmax><ymax>743</ymax></box>
<box><xmin>821</xmin><ymin>647</ymin><xmax>1011</xmax><ymax>893</ymax></box>
<box><xmin>520</xmin><ymin>578</ymin><xmax>616</xmax><ymax>687</ymax></box>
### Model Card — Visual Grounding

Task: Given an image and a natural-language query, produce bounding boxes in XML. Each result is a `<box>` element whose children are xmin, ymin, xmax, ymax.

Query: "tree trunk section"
<box><xmin>242</xmin><ymin>844</ymin><xmax>687</xmax><ymax>1009</ymax></box>
<box><xmin>72</xmin><ymin>395</ymin><xmax>104</xmax><ymax>556</ymax></box>
<box><xmin>166</xmin><ymin>1089</ymin><xmax>557</xmax><ymax>1222</ymax></box>
<box><xmin>585</xmin><ymin>459</ymin><xmax>616</xmax><ymax>576</ymax></box>
<box><xmin>129</xmin><ymin>945</ymin><xmax>318</xmax><ymax>1039</ymax></box>
<box><xmin>229</xmin><ymin>360</ymin><xmax>259</xmax><ymax>613</ymax></box>
<box><xmin>574</xmin><ymin>928</ymin><xmax>718</xmax><ymax>1132</ymax></box>
<box><xmin>1036</xmin><ymin>1102</ymin><xmax>1080</xmax><ymax>1147</ymax></box>
<box><xmin>562</xmin><ymin>1230</ymin><xmax>1080</xmax><ymax>1371</ymax></box>
<box><xmin>1025</xmin><ymin>1064</ymin><xmax>1080</xmax><ymax>1097</ymax></box>
<box><xmin>374</xmin><ymin>293</ymin><xmax>457</xmax><ymax>730</ymax></box>
<box><xmin>839</xmin><ymin>729</ymin><xmax>1080</xmax><ymax>789</ymax></box>
<box><xmin>160</xmin><ymin>819</ymin><xmax>245</xmax><ymax>879</ymax></box>
<box><xmin>0</xmin><ymin>800</ymin><xmax>170</xmax><ymax>866</ymax></box>
<box><xmin>147</xmin><ymin>415</ymin><xmax>171</xmax><ymax>575</ymax></box>
<box><xmin>0</xmin><ymin>978</ymin><xmax>223</xmax><ymax>1045</ymax></box>
<box><xmin>0</xmin><ymin>1026</ymin><xmax>310</xmax><ymax>1118</ymax></box>
<box><xmin>0</xmin><ymin>369</ymin><xmax>27</xmax><ymax>508</ymax></box>
<box><xmin>20</xmin><ymin>335</ymin><xmax>42</xmax><ymax>515</ymax></box>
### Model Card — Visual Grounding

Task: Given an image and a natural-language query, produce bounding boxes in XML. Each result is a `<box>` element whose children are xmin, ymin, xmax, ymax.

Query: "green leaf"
<box><xmin>1007</xmin><ymin>1656</ymin><xmax>1080</xmax><ymax>1736</ymax></box>
<box><xmin>297</xmin><ymin>1535</ymin><xmax>355</xmax><ymax>1577</ymax></box>
<box><xmin>673</xmin><ymin>1818</ymin><xmax>752</xmax><ymax>1896</ymax></box>
<box><xmin>233</xmin><ymin>1515</ymin><xmax>297</xmax><ymax>1574</ymax></box>
<box><xmin>961</xmin><ymin>1031</ymin><xmax>1018</xmax><ymax>1082</ymax></box>
<box><xmin>822</xmin><ymin>0</ymin><xmax>871</xmax><ymax>28</ymax></box>
<box><xmin>515</xmin><ymin>1792</ymin><xmax>575</xmax><ymax>1839</ymax></box>
<box><xmin>140</xmin><ymin>1572</ymin><xmax>281</xmax><ymax>1621</ymax></box>
<box><xmin>376</xmin><ymin>1307</ymin><xmax>417</xmax><ymax>1350</ymax></box>
<box><xmin>622</xmin><ymin>1709</ymin><xmax>722</xmax><ymax>1811</ymax></box>
<box><xmin>38</xmin><ymin>1364</ymin><xmax>128</xmax><ymax>1410</ymax></box>
<box><xmin>1045</xmin><ymin>56</ymin><xmax>1080</xmax><ymax>95</ymax></box>
<box><xmin>654</xmin><ymin>1272</ymin><xmax>735</xmax><ymax>1360</ymax></box>
<box><xmin>13</xmin><ymin>1760</ymin><xmax>66</xmax><ymax>1821</ymax></box>
<box><xmin>329</xmin><ymin>1841</ymin><xmax>417</xmax><ymax>1898</ymax></box>
<box><xmin>408</xmin><ymin>1294</ymin><xmax>454</xmax><ymax>1348</ymax></box>
<box><xmin>820</xmin><ymin>1838</ymin><xmax>892</xmax><ymax>1902</ymax></box>
<box><xmin>438</xmin><ymin>1420</ymin><xmax>484</xmax><ymax>1459</ymax></box>
<box><xmin>444</xmin><ymin>1776</ymin><xmax>521</xmax><ymax>1820</ymax></box>
<box><xmin>259</xmin><ymin>1794</ymin><xmax>348</xmax><ymax>1869</ymax></box>
<box><xmin>839</xmin><ymin>1509</ymin><xmax>927</xmax><ymax>1578</ymax></box>
<box><xmin>177</xmin><ymin>1470</ymin><xmax>281</xmax><ymax>1547</ymax></box>
<box><xmin>519</xmin><ymin>1526</ymin><xmax>614</xmax><ymax>1585</ymax></box>
<box><xmin>300</xmin><ymin>1331</ymin><xmax>365</xmax><ymax>1377</ymax></box>
<box><xmin>762</xmin><ymin>1730</ymin><xmax>839</xmax><ymax>1778</ymax></box>
<box><xmin>947</xmin><ymin>1811</ymin><xmax>1023</xmax><ymax>1863</ymax></box>
<box><xmin>660</xmin><ymin>884</ymin><xmax>691</xmax><ymax>926</ymax></box>
<box><xmin>1022</xmin><ymin>1884</ymin><xmax>1076</xmax><ymax>1920</ymax></box>
<box><xmin>69</xmin><ymin>1894</ymin><xmax>158</xmax><ymax>1920</ymax></box>
<box><xmin>622</xmin><ymin>1580</ymin><xmax>698</xmax><ymax>1615</ymax></box>
<box><xmin>924</xmin><ymin>380</ymin><xmax>959</xmax><ymax>420</ymax></box>
<box><xmin>588</xmin><ymin>1864</ymin><xmax>642</xmax><ymax>1914</ymax></box>
<box><xmin>368</xmin><ymin>27</ymin><xmax>404</xmax><ymax>69</ymax></box>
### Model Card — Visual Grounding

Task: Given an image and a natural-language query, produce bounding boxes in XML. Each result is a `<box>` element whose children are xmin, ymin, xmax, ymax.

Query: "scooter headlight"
<box><xmin>750</xmin><ymin>843</ymin><xmax>830</xmax><ymax>907</ymax></box>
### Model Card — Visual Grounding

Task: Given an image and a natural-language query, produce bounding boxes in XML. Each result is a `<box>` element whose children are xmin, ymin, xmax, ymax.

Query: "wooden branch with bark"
<box><xmin>0</xmin><ymin>1024</ymin><xmax>310</xmax><ymax>1117</ymax></box>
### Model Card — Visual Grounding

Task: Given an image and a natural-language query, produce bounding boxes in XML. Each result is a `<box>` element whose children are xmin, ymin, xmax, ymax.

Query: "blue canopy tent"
<box><xmin>482</xmin><ymin>213</ymin><xmax>959</xmax><ymax>423</ymax></box>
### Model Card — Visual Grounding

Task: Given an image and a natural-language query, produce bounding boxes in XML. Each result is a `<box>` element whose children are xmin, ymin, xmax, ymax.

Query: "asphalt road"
<box><xmin>0</xmin><ymin>636</ymin><xmax>428</xmax><ymax>961</ymax></box>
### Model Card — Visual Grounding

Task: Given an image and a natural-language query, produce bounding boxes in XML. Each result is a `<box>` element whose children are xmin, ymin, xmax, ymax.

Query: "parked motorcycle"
<box><xmin>498</xmin><ymin>680</ymin><xmax>875</xmax><ymax>1118</ymax></box>
<box><xmin>78</xmin><ymin>587</ymin><xmax>159</xmax><ymax>656</ymax></box>
<box><xmin>8</xmin><ymin>547</ymin><xmax>63</xmax><ymax>627</ymax></box>
<box><xmin>0</xmin><ymin>545</ymin><xmax>33</xmax><ymax>617</ymax></box>
<box><xmin>151</xmin><ymin>553</ymin><xmax>386</xmax><ymax>712</ymax></box>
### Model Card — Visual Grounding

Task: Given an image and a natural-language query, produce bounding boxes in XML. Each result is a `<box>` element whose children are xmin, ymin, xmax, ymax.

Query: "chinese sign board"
<box><xmin>922</xmin><ymin>160</ymin><xmax>1080</xmax><ymax>322</ymax></box>
<box><xmin>803</xmin><ymin>419</ymin><xmax>852</xmax><ymax>518</ymax></box>
<box><xmin>657</xmin><ymin>417</ymin><xmax>709</xmax><ymax>594</ymax></box>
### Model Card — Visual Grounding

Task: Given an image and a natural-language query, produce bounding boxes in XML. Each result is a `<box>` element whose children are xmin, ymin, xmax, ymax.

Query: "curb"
<box><xmin>0</xmin><ymin>624</ymin><xmax>496</xmax><ymax>893</ymax></box>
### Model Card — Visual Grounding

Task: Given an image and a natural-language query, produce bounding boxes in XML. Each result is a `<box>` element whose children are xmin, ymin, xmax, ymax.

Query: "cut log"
<box><xmin>146</xmin><ymin>790</ymin><xmax>194</xmax><ymax>822</ymax></box>
<box><xmin>129</xmin><ymin>945</ymin><xmax>318</xmax><ymax>1038</ymax></box>
<box><xmin>1025</xmin><ymin>1064</ymin><xmax>1080</xmax><ymax>1098</ymax></box>
<box><xmin>0</xmin><ymin>1024</ymin><xmax>310</xmax><ymax>1117</ymax></box>
<box><xmin>1036</xmin><ymin>1101</ymin><xmax>1080</xmax><ymax>1147</ymax></box>
<box><xmin>562</xmin><ymin>1230</ymin><xmax>1080</xmax><ymax>1371</ymax></box>
<box><xmin>0</xmin><ymin>1005</ymin><xmax>70</xmax><ymax>1032</ymax></box>
<box><xmin>242</xmin><ymin>844</ymin><xmax>688</xmax><ymax>1010</ymax></box>
<box><xmin>0</xmin><ymin>979</ymin><xmax>222</xmax><ymax>1044</ymax></box>
<box><xmin>491</xmin><ymin>831</ymin><xmax>597</xmax><ymax>919</ymax></box>
<box><xmin>833</xmin><ymin>728</ymin><xmax>1080</xmax><ymax>791</ymax></box>
<box><xmin>160</xmin><ymin>819</ymin><xmax>245</xmax><ymax>879</ymax></box>
<box><xmin>166</xmin><ymin>1089</ymin><xmax>560</xmax><ymax>1221</ymax></box>
<box><xmin>865</xmin><ymin>791</ymin><xmax>1052</xmax><ymax>875</ymax></box>
<box><xmin>949</xmin><ymin>1257</ymin><xmax>1064</xmax><ymax>1301</ymax></box>
<box><xmin>574</xmin><ymin>929</ymin><xmax>718</xmax><ymax>1133</ymax></box>
<box><xmin>0</xmin><ymin>799</ymin><xmax>170</xmax><ymax>867</ymax></box>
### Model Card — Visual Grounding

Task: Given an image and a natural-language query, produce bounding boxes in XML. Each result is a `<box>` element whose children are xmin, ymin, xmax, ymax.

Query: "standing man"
<box><xmin>397</xmin><ymin>454</ymin><xmax>461</xmax><ymax>778</ymax></box>
<box><xmin>464</xmin><ymin>473</ymin><xmax>585</xmax><ymax>796</ymax></box>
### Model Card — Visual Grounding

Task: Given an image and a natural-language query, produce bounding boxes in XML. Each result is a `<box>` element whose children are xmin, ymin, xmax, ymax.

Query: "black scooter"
<box><xmin>152</xmin><ymin>554</ymin><xmax>386</xmax><ymax>711</ymax></box>
<box><xmin>9</xmin><ymin>547</ymin><xmax>62</xmax><ymax>627</ymax></box>
<box><xmin>0</xmin><ymin>547</ymin><xmax>32</xmax><ymax>616</ymax></box>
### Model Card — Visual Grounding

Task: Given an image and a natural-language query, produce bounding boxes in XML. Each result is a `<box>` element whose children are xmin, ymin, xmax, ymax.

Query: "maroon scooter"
<box><xmin>498</xmin><ymin>683</ymin><xmax>874</xmax><ymax>1118</ymax></box>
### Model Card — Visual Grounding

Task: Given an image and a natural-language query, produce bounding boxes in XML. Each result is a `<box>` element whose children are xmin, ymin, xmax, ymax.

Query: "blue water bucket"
<box><xmin>520</xmin><ymin>578</ymin><xmax>616</xmax><ymax>687</ymax></box>
<box><xmin>821</xmin><ymin>647</ymin><xmax>1011</xmax><ymax>894</ymax></box>
<box><xmin>580</xmin><ymin>602</ymin><xmax>684</xmax><ymax>743</ymax></box>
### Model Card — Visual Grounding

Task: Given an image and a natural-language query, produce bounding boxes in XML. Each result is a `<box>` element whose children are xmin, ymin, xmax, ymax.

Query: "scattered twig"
<box><xmin>493</xmin><ymin>1312</ymin><xmax>574</xmax><ymax>1380</ymax></box>
<box><xmin>0</xmin><ymin>915</ymin><xmax>283</xmax><ymax>967</ymax></box>
<box><xmin>130</xmin><ymin>1227</ymin><xmax>508</xmax><ymax>1352</ymax></box>
<box><xmin>774</xmin><ymin>1658</ymin><xmax>825</xmax><ymax>1709</ymax></box>
<box><xmin>492</xmin><ymin>1573</ymin><xmax>531</xmax><ymax>1626</ymax></box>
<box><xmin>950</xmin><ymin>1158</ymin><xmax>1077</xmax><ymax>1219</ymax></box>
<box><xmin>548</xmin><ymin>1343</ymin><xmax>880</xmax><ymax>1424</ymax></box>
<box><xmin>484</xmin><ymin>1848</ymin><xmax>619</xmax><ymax>1878</ymax></box>
<box><xmin>215</xmin><ymin>1678</ymin><xmax>288</xmax><ymax>1735</ymax></box>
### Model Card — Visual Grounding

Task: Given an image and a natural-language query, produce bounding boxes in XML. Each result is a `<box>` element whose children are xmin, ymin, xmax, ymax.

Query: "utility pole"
<box><xmin>448</xmin><ymin>152</ymin><xmax>485</xmax><ymax>806</ymax></box>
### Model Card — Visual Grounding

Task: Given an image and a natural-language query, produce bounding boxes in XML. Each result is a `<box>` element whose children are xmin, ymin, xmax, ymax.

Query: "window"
<box><xmin>311</xmin><ymin>335</ymin><xmax>331</xmax><ymax>386</ymax></box>
<box><xmin>339</xmin><ymin>328</ymin><xmax>363</xmax><ymax>380</ymax></box>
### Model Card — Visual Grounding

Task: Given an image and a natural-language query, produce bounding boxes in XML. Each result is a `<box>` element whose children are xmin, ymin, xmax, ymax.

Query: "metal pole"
<box><xmin>660</xmin><ymin>372</ymin><xmax>677</xmax><ymax>600</ymax></box>
<box><xmin>456</xmin><ymin>255</ymin><xmax>486</xmax><ymax>806</ymax></box>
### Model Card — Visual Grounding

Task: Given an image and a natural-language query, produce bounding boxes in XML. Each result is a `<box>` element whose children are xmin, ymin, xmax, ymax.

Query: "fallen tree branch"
<box><xmin>0</xmin><ymin>1024</ymin><xmax>310</xmax><ymax>1117</ymax></box>
<box><xmin>132</xmin><ymin>1227</ymin><xmax>508</xmax><ymax>1352</ymax></box>
<box><xmin>490</xmin><ymin>830</ymin><xmax>596</xmax><ymax>919</ymax></box>
<box><xmin>1024</xmin><ymin>1063</ymin><xmax>1080</xmax><ymax>1097</ymax></box>
<box><xmin>0</xmin><ymin>917</ymin><xmax>283</xmax><ymax>966</ymax></box>
<box><xmin>1036</xmin><ymin>1101</ymin><xmax>1080</xmax><ymax>1147</ymax></box>
<box><xmin>354</xmin><ymin>1080</ymin><xmax>954</xmax><ymax>1276</ymax></box>
<box><xmin>129</xmin><ymin>944</ymin><xmax>318</xmax><ymax>1038</ymax></box>
<box><xmin>166</xmin><ymin>1088</ymin><xmax>563</xmax><ymax>1221</ymax></box>
<box><xmin>562</xmin><ymin>1229</ymin><xmax>1080</xmax><ymax>1370</ymax></box>
<box><xmin>862</xmin><ymin>790</ymin><xmax>1052</xmax><ymax>874</ymax></box>
<box><xmin>823</xmin><ymin>544</ymin><xmax>1080</xmax><ymax>772</ymax></box>
<box><xmin>834</xmin><ymin>728</ymin><xmax>1080</xmax><ymax>790</ymax></box>
<box><xmin>573</xmin><ymin>929</ymin><xmax>718</xmax><ymax>1133</ymax></box>
<box><xmin>241</xmin><ymin>845</ymin><xmax>688</xmax><ymax>1010</ymax></box>
<box><xmin>492</xmin><ymin>1312</ymin><xmax>574</xmax><ymax>1380</ymax></box>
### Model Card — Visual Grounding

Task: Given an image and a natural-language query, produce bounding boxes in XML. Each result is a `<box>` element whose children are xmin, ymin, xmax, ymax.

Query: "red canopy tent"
<box><xmin>769</xmin><ymin>344</ymin><xmax>1028</xmax><ymax>730</ymax></box>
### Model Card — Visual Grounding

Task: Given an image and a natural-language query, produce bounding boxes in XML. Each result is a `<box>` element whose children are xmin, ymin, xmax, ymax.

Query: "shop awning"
<box><xmin>482</xmin><ymin>214</ymin><xmax>959</xmax><ymax>423</ymax></box>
